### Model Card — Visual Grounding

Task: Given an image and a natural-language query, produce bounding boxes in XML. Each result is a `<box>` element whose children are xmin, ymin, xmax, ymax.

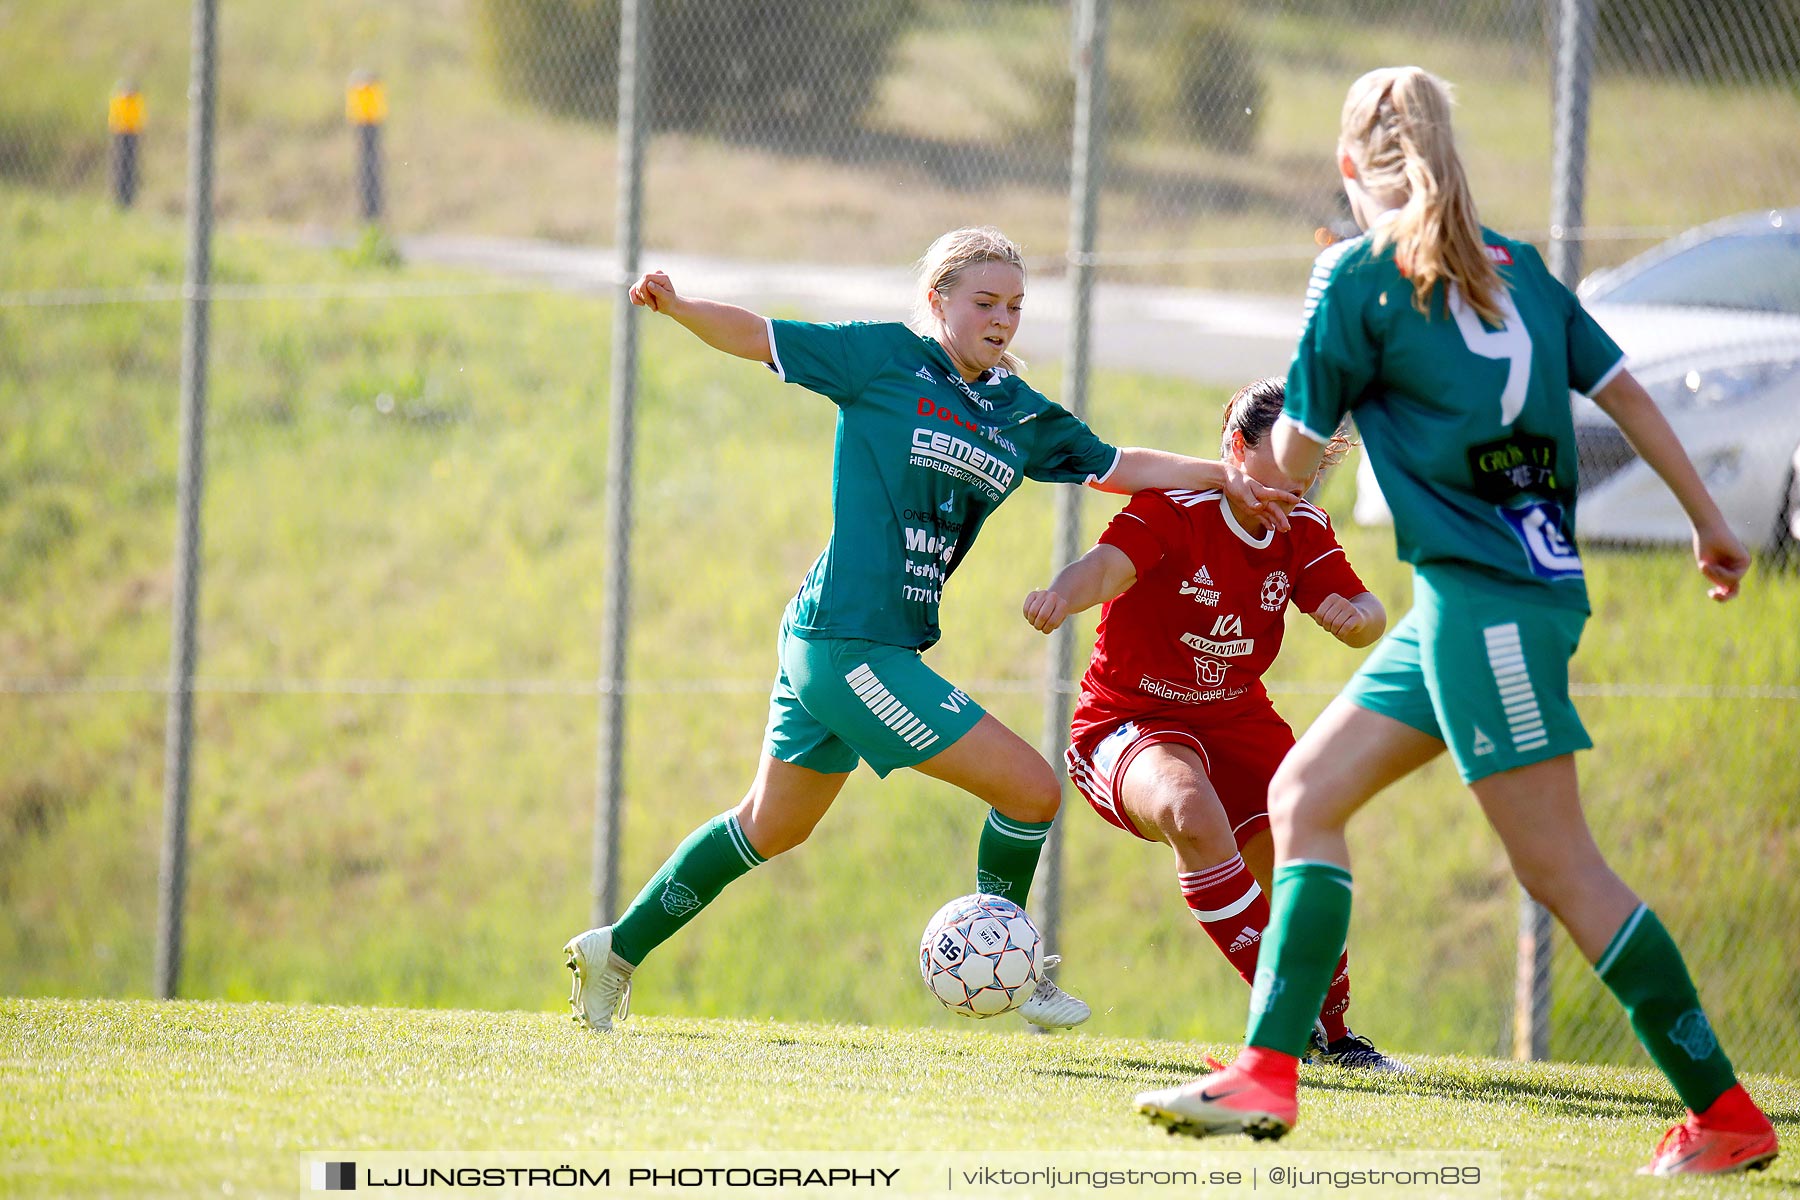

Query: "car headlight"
<box><xmin>1638</xmin><ymin>355</ymin><xmax>1800</xmax><ymax>411</ymax></box>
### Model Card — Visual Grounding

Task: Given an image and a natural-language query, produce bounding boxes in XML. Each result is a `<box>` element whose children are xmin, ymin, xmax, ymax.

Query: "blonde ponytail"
<box><xmin>1340</xmin><ymin>67</ymin><xmax>1503</xmax><ymax>325</ymax></box>
<box><xmin>909</xmin><ymin>226</ymin><xmax>1029</xmax><ymax>375</ymax></box>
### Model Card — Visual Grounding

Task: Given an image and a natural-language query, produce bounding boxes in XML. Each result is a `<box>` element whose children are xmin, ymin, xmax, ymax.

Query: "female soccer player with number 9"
<box><xmin>1134</xmin><ymin>66</ymin><xmax>1776</xmax><ymax>1178</ymax></box>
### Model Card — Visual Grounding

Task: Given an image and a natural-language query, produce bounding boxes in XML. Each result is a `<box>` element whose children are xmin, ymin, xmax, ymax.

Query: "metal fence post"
<box><xmin>154</xmin><ymin>0</ymin><xmax>218</xmax><ymax>1000</ymax></box>
<box><xmin>1513</xmin><ymin>0</ymin><xmax>1594</xmax><ymax>1061</ymax></box>
<box><xmin>1037</xmin><ymin>0</ymin><xmax>1109</xmax><ymax>964</ymax></box>
<box><xmin>590</xmin><ymin>0</ymin><xmax>648</xmax><ymax>930</ymax></box>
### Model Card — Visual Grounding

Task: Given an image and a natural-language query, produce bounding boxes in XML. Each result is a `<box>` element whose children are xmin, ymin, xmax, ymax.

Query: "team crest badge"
<box><xmin>1668</xmin><ymin>1009</ymin><xmax>1718</xmax><ymax>1060</ymax></box>
<box><xmin>1249</xmin><ymin>966</ymin><xmax>1285</xmax><ymax>1015</ymax></box>
<box><xmin>1260</xmin><ymin>571</ymin><xmax>1291</xmax><ymax>611</ymax></box>
<box><xmin>660</xmin><ymin>881</ymin><xmax>701</xmax><ymax>916</ymax></box>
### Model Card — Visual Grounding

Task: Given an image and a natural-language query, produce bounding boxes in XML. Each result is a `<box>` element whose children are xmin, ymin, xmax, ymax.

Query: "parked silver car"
<box><xmin>1354</xmin><ymin>208</ymin><xmax>1800</xmax><ymax>561</ymax></box>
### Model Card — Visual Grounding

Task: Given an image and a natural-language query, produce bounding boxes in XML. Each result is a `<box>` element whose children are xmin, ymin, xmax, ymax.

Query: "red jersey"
<box><xmin>1070</xmin><ymin>488</ymin><xmax>1367</xmax><ymax>749</ymax></box>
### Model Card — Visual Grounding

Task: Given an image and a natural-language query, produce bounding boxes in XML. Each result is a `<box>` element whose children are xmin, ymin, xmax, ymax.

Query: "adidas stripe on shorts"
<box><xmin>763</xmin><ymin>608</ymin><xmax>985</xmax><ymax>778</ymax></box>
<box><xmin>1342</xmin><ymin>565</ymin><xmax>1591</xmax><ymax>783</ymax></box>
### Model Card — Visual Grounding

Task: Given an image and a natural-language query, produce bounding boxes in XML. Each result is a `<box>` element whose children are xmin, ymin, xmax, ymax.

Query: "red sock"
<box><xmin>1179</xmin><ymin>857</ymin><xmax>1269</xmax><ymax>986</ymax></box>
<box><xmin>1237</xmin><ymin>1044</ymin><xmax>1300</xmax><ymax>1087</ymax></box>
<box><xmin>1317</xmin><ymin>952</ymin><xmax>1352</xmax><ymax>1042</ymax></box>
<box><xmin>1697</xmin><ymin>1084</ymin><xmax>1773</xmax><ymax>1132</ymax></box>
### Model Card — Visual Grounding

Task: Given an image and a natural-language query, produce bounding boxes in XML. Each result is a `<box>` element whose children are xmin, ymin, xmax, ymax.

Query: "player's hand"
<box><xmin>1022</xmin><ymin>589</ymin><xmax>1070</xmax><ymax>633</ymax></box>
<box><xmin>1309</xmin><ymin>593</ymin><xmax>1368</xmax><ymax>640</ymax></box>
<box><xmin>629</xmin><ymin>270</ymin><xmax>677</xmax><ymax>313</ymax></box>
<box><xmin>1693</xmin><ymin>520</ymin><xmax>1750</xmax><ymax>602</ymax></box>
<box><xmin>1222</xmin><ymin>464</ymin><xmax>1298</xmax><ymax>533</ymax></box>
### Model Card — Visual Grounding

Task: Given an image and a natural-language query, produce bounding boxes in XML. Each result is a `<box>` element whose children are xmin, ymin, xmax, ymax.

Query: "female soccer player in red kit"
<box><xmin>1023</xmin><ymin>378</ymin><xmax>1403</xmax><ymax>1070</ymax></box>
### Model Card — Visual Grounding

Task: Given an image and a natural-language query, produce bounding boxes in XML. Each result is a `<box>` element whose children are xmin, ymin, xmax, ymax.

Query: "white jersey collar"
<box><xmin>1217</xmin><ymin>493</ymin><xmax>1274</xmax><ymax>549</ymax></box>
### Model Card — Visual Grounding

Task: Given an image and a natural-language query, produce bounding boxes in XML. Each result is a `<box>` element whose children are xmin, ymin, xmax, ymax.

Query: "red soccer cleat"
<box><xmin>1639</xmin><ymin>1085</ymin><xmax>1779</xmax><ymax>1176</ymax></box>
<box><xmin>1135</xmin><ymin>1047</ymin><xmax>1299</xmax><ymax>1141</ymax></box>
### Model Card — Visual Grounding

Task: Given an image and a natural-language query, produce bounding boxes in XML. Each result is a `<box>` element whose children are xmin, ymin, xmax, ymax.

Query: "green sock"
<box><xmin>976</xmin><ymin>811</ymin><xmax>1053</xmax><ymax>906</ymax></box>
<box><xmin>609</xmin><ymin>813</ymin><xmax>766</xmax><ymax>966</ymax></box>
<box><xmin>1596</xmin><ymin>905</ymin><xmax>1737</xmax><ymax>1111</ymax></box>
<box><xmin>1245</xmin><ymin>860</ymin><xmax>1353</xmax><ymax>1058</ymax></box>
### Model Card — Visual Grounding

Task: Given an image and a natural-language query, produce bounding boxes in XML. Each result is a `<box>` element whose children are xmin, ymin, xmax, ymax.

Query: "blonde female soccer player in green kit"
<box><xmin>562</xmin><ymin>227</ymin><xmax>1301</xmax><ymax>1034</ymax></box>
<box><xmin>1134</xmin><ymin>69</ymin><xmax>1778</xmax><ymax>1177</ymax></box>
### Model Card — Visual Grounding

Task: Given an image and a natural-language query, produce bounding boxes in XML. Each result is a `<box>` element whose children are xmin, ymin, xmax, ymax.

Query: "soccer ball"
<box><xmin>918</xmin><ymin>893</ymin><xmax>1043</xmax><ymax>1017</ymax></box>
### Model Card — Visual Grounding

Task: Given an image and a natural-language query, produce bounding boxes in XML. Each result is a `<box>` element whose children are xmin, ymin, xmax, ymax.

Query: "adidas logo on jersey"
<box><xmin>1193</xmin><ymin>566</ymin><xmax>1214</xmax><ymax>585</ymax></box>
<box><xmin>1228</xmin><ymin>926</ymin><xmax>1262</xmax><ymax>954</ymax></box>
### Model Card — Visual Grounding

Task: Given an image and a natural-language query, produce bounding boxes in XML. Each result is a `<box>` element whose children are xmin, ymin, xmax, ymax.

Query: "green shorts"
<box><xmin>1343</xmin><ymin>567</ymin><xmax>1591</xmax><ymax>783</ymax></box>
<box><xmin>763</xmin><ymin>610</ymin><xmax>986</xmax><ymax>778</ymax></box>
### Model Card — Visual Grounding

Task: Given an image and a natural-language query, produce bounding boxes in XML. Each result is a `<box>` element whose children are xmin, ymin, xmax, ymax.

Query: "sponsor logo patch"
<box><xmin>910</xmin><ymin>427</ymin><xmax>1015</xmax><ymax>497</ymax></box>
<box><xmin>1181</xmin><ymin>632</ymin><xmax>1254</xmax><ymax>657</ymax></box>
<box><xmin>1178</xmin><ymin>580</ymin><xmax>1221</xmax><ymax>605</ymax></box>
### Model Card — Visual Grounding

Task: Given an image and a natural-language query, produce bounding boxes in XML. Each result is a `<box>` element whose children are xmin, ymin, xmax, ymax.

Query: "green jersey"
<box><xmin>768</xmin><ymin>319</ymin><xmax>1119</xmax><ymax>649</ymax></box>
<box><xmin>1283</xmin><ymin>225</ymin><xmax>1624</xmax><ymax>610</ymax></box>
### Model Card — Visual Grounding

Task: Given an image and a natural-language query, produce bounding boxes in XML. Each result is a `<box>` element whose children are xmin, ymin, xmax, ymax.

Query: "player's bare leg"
<box><xmin>566</xmin><ymin>757</ymin><xmax>850</xmax><ymax>1031</ymax></box>
<box><xmin>913</xmin><ymin>713</ymin><xmax>1060</xmax><ymax>824</ymax></box>
<box><xmin>733</xmin><ymin>755</ymin><xmax>854</xmax><ymax>858</ymax></box>
<box><xmin>1473</xmin><ymin>756</ymin><xmax>1777</xmax><ymax>1175</ymax></box>
<box><xmin>1270</xmin><ymin>699</ymin><xmax>1444</xmax><ymax>867</ymax></box>
<box><xmin>915</xmin><ymin>715</ymin><xmax>1089</xmax><ymax>1027</ymax></box>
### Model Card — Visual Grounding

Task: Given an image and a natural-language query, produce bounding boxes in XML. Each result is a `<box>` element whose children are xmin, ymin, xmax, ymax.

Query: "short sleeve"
<box><xmin>1024</xmin><ymin>400</ymin><xmax>1120</xmax><ymax>485</ymax></box>
<box><xmin>766</xmin><ymin>319</ymin><xmax>909</xmax><ymax>405</ymax></box>
<box><xmin>1095</xmin><ymin>490</ymin><xmax>1180</xmax><ymax>577</ymax></box>
<box><xmin>1282</xmin><ymin>244</ymin><xmax>1376</xmax><ymax>446</ymax></box>
<box><xmin>1288</xmin><ymin>502</ymin><xmax>1369</xmax><ymax>614</ymax></box>
<box><xmin>1565</xmin><ymin>295</ymin><xmax>1626</xmax><ymax>395</ymax></box>
<box><xmin>1516</xmin><ymin>244</ymin><xmax>1625</xmax><ymax>396</ymax></box>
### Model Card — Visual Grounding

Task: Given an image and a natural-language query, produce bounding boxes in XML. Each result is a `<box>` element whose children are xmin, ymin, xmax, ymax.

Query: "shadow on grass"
<box><xmin>1302</xmin><ymin>1069</ymin><xmax>1800</xmax><ymax>1128</ymax></box>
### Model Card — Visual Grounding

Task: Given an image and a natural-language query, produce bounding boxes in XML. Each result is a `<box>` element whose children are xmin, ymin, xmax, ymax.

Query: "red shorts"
<box><xmin>1064</xmin><ymin>702</ymin><xmax>1296</xmax><ymax>849</ymax></box>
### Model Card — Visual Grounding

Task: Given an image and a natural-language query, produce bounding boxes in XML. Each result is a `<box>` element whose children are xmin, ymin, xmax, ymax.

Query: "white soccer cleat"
<box><xmin>563</xmin><ymin>926</ymin><xmax>634</xmax><ymax>1032</ymax></box>
<box><xmin>1016</xmin><ymin>954</ymin><xmax>1091</xmax><ymax>1029</ymax></box>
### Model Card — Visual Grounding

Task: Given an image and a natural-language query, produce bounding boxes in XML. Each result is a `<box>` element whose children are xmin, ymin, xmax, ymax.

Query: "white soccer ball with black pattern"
<box><xmin>918</xmin><ymin>893</ymin><xmax>1044</xmax><ymax>1017</ymax></box>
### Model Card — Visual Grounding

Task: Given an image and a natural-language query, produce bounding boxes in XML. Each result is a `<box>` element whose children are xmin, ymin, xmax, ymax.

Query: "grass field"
<box><xmin>3</xmin><ymin>998</ymin><xmax>1797</xmax><ymax>1198</ymax></box>
<box><xmin>4</xmin><ymin>190</ymin><xmax>1798</xmax><ymax>1079</ymax></box>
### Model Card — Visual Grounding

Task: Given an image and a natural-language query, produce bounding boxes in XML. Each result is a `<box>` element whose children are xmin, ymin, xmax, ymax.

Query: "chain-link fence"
<box><xmin>3</xmin><ymin>0</ymin><xmax>1797</xmax><ymax>1074</ymax></box>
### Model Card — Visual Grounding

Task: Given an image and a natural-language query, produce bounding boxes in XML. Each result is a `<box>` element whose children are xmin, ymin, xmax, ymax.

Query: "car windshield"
<box><xmin>1593</xmin><ymin>231</ymin><xmax>1800</xmax><ymax>314</ymax></box>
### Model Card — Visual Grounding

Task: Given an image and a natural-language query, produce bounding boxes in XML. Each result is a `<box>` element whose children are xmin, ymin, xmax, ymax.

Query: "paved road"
<box><xmin>400</xmin><ymin>234</ymin><xmax>1304</xmax><ymax>388</ymax></box>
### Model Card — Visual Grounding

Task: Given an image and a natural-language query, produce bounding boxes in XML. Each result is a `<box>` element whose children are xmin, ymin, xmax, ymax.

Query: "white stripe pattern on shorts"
<box><xmin>845</xmin><ymin>663</ymin><xmax>940</xmax><ymax>752</ymax></box>
<box><xmin>1484</xmin><ymin>623</ymin><xmax>1549</xmax><ymax>752</ymax></box>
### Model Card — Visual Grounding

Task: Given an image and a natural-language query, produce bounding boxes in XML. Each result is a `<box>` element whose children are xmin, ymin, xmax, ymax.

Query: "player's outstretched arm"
<box><xmin>1023</xmin><ymin>544</ymin><xmax>1136</xmax><ymax>634</ymax></box>
<box><xmin>1095</xmin><ymin>447</ymin><xmax>1297</xmax><ymax>533</ymax></box>
<box><xmin>1307</xmin><ymin>591</ymin><xmax>1386</xmax><ymax>648</ymax></box>
<box><xmin>1590</xmin><ymin>371</ymin><xmax>1750</xmax><ymax>601</ymax></box>
<box><xmin>629</xmin><ymin>270</ymin><xmax>773</xmax><ymax>363</ymax></box>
